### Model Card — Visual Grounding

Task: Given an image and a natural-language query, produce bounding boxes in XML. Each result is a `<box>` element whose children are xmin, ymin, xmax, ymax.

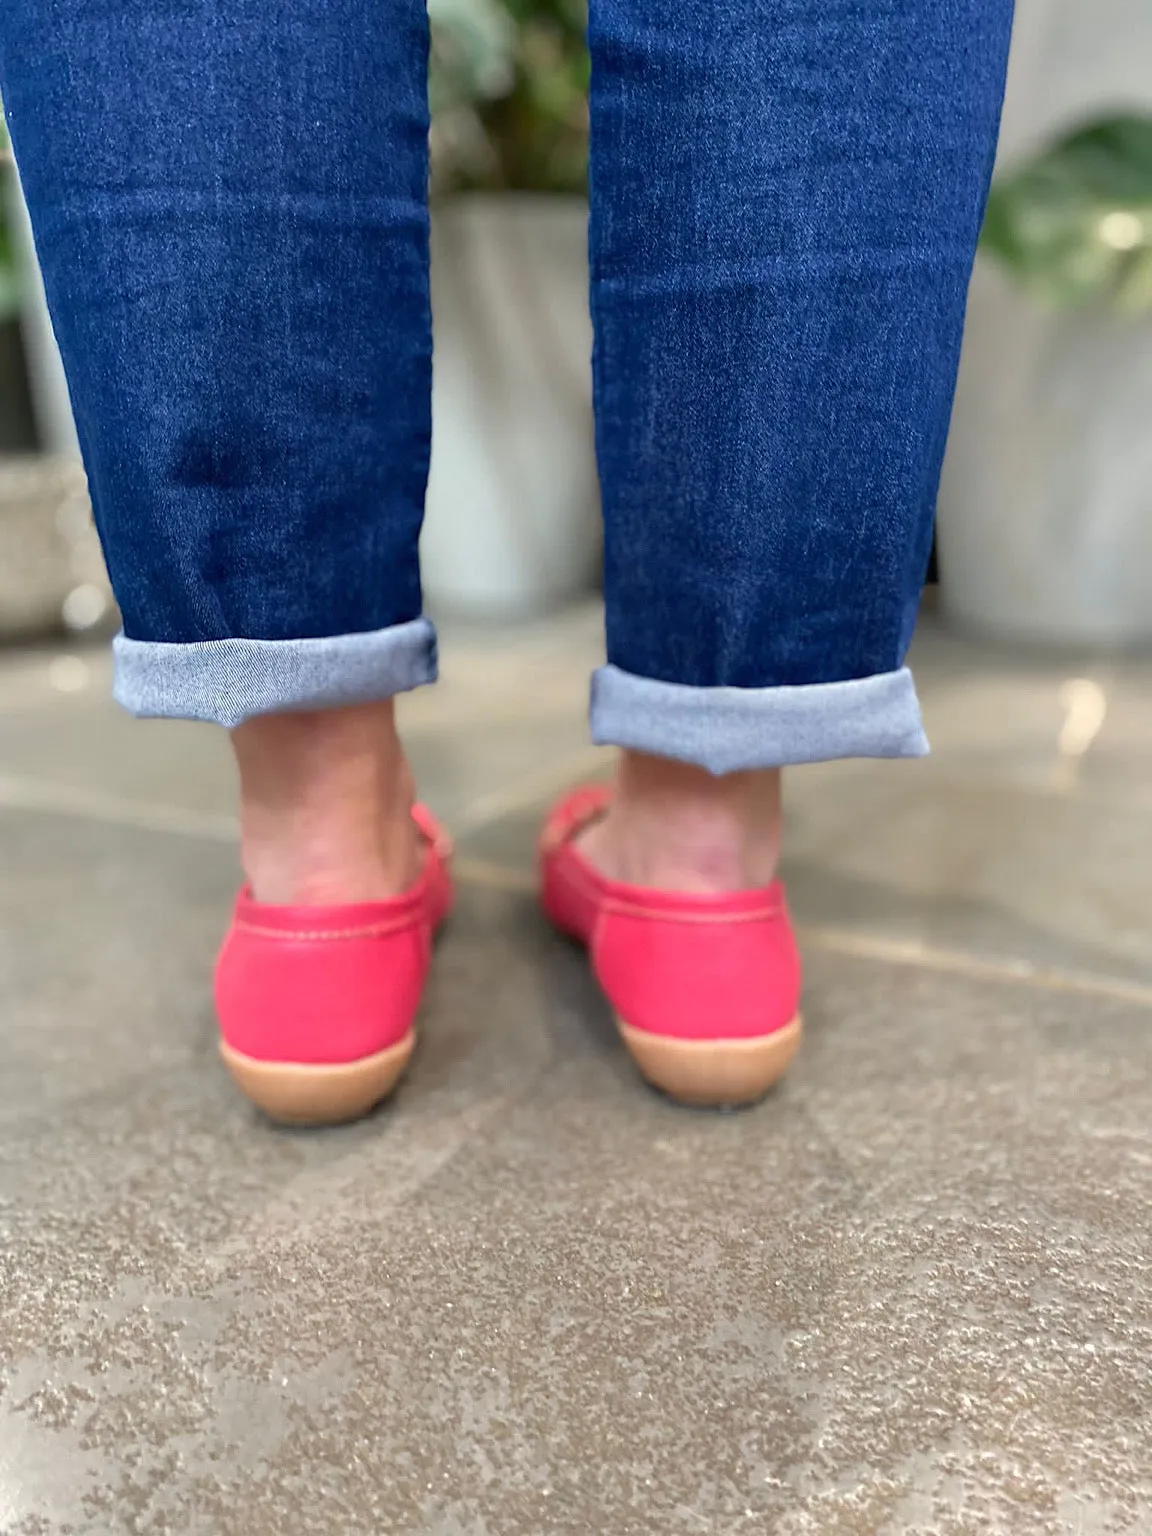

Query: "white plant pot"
<box><xmin>936</xmin><ymin>259</ymin><xmax>1152</xmax><ymax>647</ymax></box>
<box><xmin>422</xmin><ymin>195</ymin><xmax>599</xmax><ymax>616</ymax></box>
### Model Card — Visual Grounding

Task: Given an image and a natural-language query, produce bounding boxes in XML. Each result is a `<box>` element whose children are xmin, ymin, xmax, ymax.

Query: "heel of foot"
<box><xmin>616</xmin><ymin>1016</ymin><xmax>801</xmax><ymax>1108</ymax></box>
<box><xmin>219</xmin><ymin>1033</ymin><xmax>415</xmax><ymax>1126</ymax></box>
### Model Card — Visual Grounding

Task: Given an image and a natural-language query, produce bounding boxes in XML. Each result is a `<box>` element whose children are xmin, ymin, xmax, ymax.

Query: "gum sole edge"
<box><xmin>219</xmin><ymin>1033</ymin><xmax>415</xmax><ymax>1126</ymax></box>
<box><xmin>617</xmin><ymin>1016</ymin><xmax>802</xmax><ymax>1107</ymax></box>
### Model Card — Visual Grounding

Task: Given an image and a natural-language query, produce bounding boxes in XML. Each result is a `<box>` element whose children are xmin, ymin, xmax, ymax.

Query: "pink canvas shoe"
<box><xmin>215</xmin><ymin>803</ymin><xmax>453</xmax><ymax>1124</ymax></box>
<box><xmin>540</xmin><ymin>785</ymin><xmax>802</xmax><ymax>1105</ymax></box>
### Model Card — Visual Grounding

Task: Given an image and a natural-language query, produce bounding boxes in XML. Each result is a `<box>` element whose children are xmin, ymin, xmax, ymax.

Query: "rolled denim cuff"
<box><xmin>113</xmin><ymin>617</ymin><xmax>437</xmax><ymax>727</ymax></box>
<box><xmin>590</xmin><ymin>664</ymin><xmax>929</xmax><ymax>773</ymax></box>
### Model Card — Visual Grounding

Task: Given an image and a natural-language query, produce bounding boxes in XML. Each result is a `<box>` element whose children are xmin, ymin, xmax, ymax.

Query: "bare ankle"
<box><xmin>231</xmin><ymin>700</ymin><xmax>420</xmax><ymax>905</ymax></box>
<box><xmin>579</xmin><ymin>751</ymin><xmax>782</xmax><ymax>894</ymax></box>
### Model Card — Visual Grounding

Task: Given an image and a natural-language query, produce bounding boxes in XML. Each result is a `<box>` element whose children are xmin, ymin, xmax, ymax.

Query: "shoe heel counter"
<box><xmin>215</xmin><ymin>922</ymin><xmax>429</xmax><ymax>1065</ymax></box>
<box><xmin>592</xmin><ymin>906</ymin><xmax>801</xmax><ymax>1042</ymax></box>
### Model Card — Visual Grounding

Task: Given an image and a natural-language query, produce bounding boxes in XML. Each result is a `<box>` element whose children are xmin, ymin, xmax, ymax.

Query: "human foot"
<box><xmin>231</xmin><ymin>700</ymin><xmax>421</xmax><ymax>906</ymax></box>
<box><xmin>216</xmin><ymin>703</ymin><xmax>451</xmax><ymax>1125</ymax></box>
<box><xmin>541</xmin><ymin>764</ymin><xmax>801</xmax><ymax>1109</ymax></box>
<box><xmin>575</xmin><ymin>750</ymin><xmax>782</xmax><ymax>894</ymax></box>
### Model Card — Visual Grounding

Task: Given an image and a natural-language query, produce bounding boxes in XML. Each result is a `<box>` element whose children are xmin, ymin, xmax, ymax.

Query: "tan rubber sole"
<box><xmin>617</xmin><ymin>1015</ymin><xmax>802</xmax><ymax>1107</ymax></box>
<box><xmin>219</xmin><ymin>1032</ymin><xmax>415</xmax><ymax>1126</ymax></box>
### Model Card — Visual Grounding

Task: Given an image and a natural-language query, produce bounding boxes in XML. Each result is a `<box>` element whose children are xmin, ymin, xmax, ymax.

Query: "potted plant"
<box><xmin>422</xmin><ymin>0</ymin><xmax>598</xmax><ymax>616</ymax></box>
<box><xmin>936</xmin><ymin>115</ymin><xmax>1152</xmax><ymax>647</ymax></box>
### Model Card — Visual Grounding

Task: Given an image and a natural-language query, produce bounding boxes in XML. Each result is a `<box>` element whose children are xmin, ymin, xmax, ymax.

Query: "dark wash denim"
<box><xmin>0</xmin><ymin>0</ymin><xmax>1014</xmax><ymax>769</ymax></box>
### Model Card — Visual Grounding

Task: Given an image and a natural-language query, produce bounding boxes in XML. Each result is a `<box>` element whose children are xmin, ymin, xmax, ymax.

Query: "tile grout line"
<box><xmin>4</xmin><ymin>771</ymin><xmax>1152</xmax><ymax>1012</ymax></box>
<box><xmin>454</xmin><ymin>740</ymin><xmax>614</xmax><ymax>835</ymax></box>
<box><xmin>452</xmin><ymin>743</ymin><xmax>610</xmax><ymax>832</ymax></box>
<box><xmin>0</xmin><ymin>773</ymin><xmax>240</xmax><ymax>841</ymax></box>
<box><xmin>453</xmin><ymin>855</ymin><xmax>536</xmax><ymax>894</ymax></box>
<box><xmin>798</xmin><ymin>924</ymin><xmax>1152</xmax><ymax>1011</ymax></box>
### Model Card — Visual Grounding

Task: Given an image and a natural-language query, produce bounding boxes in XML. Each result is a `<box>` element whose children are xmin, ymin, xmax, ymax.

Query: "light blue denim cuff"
<box><xmin>113</xmin><ymin>618</ymin><xmax>437</xmax><ymax>727</ymax></box>
<box><xmin>590</xmin><ymin>664</ymin><xmax>929</xmax><ymax>773</ymax></box>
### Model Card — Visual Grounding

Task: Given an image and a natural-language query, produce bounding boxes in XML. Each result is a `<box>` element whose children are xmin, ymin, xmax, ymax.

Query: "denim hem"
<box><xmin>113</xmin><ymin>618</ymin><xmax>438</xmax><ymax>727</ymax></box>
<box><xmin>590</xmin><ymin>664</ymin><xmax>929</xmax><ymax>773</ymax></box>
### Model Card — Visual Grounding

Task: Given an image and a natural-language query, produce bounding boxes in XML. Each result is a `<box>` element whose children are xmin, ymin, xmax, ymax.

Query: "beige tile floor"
<box><xmin>0</xmin><ymin>604</ymin><xmax>1149</xmax><ymax>1535</ymax></box>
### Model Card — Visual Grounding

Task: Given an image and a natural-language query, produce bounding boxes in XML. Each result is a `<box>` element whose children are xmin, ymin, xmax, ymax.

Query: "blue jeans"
<box><xmin>0</xmin><ymin>0</ymin><xmax>1013</xmax><ymax>772</ymax></box>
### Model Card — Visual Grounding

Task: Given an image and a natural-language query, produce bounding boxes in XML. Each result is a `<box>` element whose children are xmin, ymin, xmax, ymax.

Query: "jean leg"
<box><xmin>588</xmin><ymin>0</ymin><xmax>1014</xmax><ymax>772</ymax></box>
<box><xmin>0</xmin><ymin>0</ymin><xmax>435</xmax><ymax>726</ymax></box>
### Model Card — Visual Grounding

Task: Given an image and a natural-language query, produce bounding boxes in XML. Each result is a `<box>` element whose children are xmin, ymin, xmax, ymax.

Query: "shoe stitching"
<box><xmin>598</xmin><ymin>899</ymin><xmax>782</xmax><ymax>924</ymax></box>
<box><xmin>233</xmin><ymin>915</ymin><xmax>422</xmax><ymax>941</ymax></box>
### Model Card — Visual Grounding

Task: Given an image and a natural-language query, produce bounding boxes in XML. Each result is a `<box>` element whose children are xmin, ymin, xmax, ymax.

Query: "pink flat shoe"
<box><xmin>540</xmin><ymin>785</ymin><xmax>802</xmax><ymax>1106</ymax></box>
<box><xmin>215</xmin><ymin>804</ymin><xmax>453</xmax><ymax>1125</ymax></box>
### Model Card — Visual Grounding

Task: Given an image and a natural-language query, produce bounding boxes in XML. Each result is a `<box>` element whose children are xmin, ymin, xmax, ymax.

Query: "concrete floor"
<box><xmin>0</xmin><ymin>604</ymin><xmax>1149</xmax><ymax>1535</ymax></box>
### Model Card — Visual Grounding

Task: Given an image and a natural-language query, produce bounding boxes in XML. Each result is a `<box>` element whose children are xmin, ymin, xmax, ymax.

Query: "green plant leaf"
<box><xmin>980</xmin><ymin>114</ymin><xmax>1152</xmax><ymax>313</ymax></box>
<box><xmin>430</xmin><ymin>0</ymin><xmax>589</xmax><ymax>195</ymax></box>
